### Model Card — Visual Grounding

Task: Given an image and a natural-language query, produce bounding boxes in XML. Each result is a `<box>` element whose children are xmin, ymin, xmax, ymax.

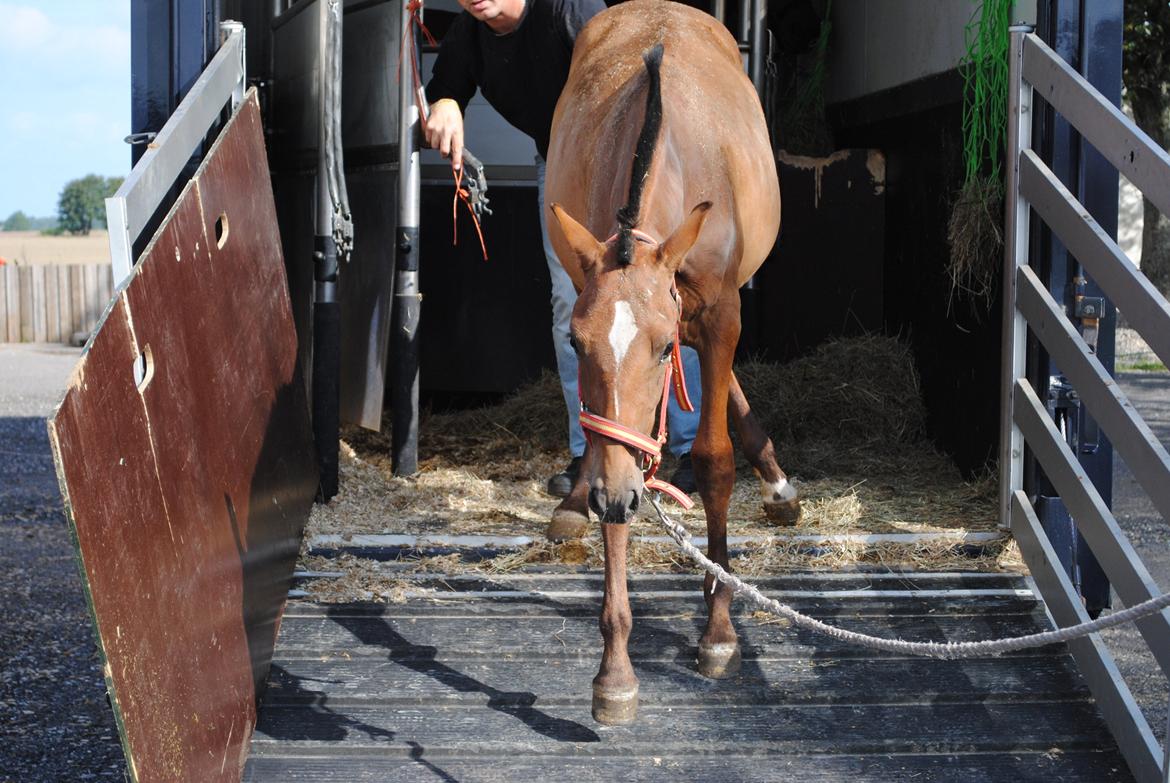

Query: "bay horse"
<box><xmin>545</xmin><ymin>0</ymin><xmax>800</xmax><ymax>724</ymax></box>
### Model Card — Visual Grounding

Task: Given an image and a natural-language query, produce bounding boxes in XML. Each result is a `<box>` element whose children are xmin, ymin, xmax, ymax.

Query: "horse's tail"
<box><xmin>616</xmin><ymin>42</ymin><xmax>665</xmax><ymax>263</ymax></box>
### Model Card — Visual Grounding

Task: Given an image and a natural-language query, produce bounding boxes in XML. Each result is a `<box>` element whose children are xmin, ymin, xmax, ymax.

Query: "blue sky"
<box><xmin>0</xmin><ymin>2</ymin><xmax>130</xmax><ymax>220</ymax></box>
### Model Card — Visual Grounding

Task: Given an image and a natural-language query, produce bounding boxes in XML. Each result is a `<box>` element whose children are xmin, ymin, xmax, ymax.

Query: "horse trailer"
<box><xmin>47</xmin><ymin>0</ymin><xmax>1170</xmax><ymax>779</ymax></box>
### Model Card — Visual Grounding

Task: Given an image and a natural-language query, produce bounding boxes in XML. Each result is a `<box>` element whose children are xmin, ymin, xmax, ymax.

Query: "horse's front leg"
<box><xmin>691</xmin><ymin>317</ymin><xmax>741</xmax><ymax>678</ymax></box>
<box><xmin>592</xmin><ymin>519</ymin><xmax>638</xmax><ymax>724</ymax></box>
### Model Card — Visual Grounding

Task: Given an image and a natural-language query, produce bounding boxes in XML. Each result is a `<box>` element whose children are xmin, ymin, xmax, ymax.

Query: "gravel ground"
<box><xmin>0</xmin><ymin>345</ymin><xmax>126</xmax><ymax>782</ymax></box>
<box><xmin>0</xmin><ymin>343</ymin><xmax>1165</xmax><ymax>780</ymax></box>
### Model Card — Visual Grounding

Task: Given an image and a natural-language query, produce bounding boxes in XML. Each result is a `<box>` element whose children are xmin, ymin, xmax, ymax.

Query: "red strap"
<box><xmin>579</xmin><ymin>411</ymin><xmax>661</xmax><ymax>457</ymax></box>
<box><xmin>646</xmin><ymin>477</ymin><xmax>695</xmax><ymax>509</ymax></box>
<box><xmin>452</xmin><ymin>166</ymin><xmax>489</xmax><ymax>260</ymax></box>
<box><xmin>398</xmin><ymin>0</ymin><xmax>436</xmax><ymax>120</ymax></box>
<box><xmin>670</xmin><ymin>326</ymin><xmax>693</xmax><ymax>413</ymax></box>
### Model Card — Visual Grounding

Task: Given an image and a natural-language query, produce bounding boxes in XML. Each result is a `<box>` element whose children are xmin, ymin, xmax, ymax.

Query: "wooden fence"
<box><xmin>0</xmin><ymin>264</ymin><xmax>114</xmax><ymax>344</ymax></box>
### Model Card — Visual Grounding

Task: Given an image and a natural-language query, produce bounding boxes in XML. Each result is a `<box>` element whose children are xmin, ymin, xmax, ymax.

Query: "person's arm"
<box><xmin>424</xmin><ymin>17</ymin><xmax>478</xmax><ymax>170</ymax></box>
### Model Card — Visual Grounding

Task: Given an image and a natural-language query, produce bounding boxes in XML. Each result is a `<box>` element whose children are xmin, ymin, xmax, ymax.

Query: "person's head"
<box><xmin>458</xmin><ymin>0</ymin><xmax>526</xmax><ymax>34</ymax></box>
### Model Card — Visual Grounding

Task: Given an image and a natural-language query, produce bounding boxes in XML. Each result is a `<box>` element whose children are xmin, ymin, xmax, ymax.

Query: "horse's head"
<box><xmin>550</xmin><ymin>201</ymin><xmax>711</xmax><ymax>523</ymax></box>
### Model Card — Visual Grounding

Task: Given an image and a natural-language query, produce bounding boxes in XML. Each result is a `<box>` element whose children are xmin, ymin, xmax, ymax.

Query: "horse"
<box><xmin>544</xmin><ymin>0</ymin><xmax>800</xmax><ymax>725</ymax></box>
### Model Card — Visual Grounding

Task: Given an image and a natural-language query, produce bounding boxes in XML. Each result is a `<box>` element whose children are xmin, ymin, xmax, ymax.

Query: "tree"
<box><xmin>1123</xmin><ymin>0</ymin><xmax>1170</xmax><ymax>299</ymax></box>
<box><xmin>57</xmin><ymin>174</ymin><xmax>120</xmax><ymax>235</ymax></box>
<box><xmin>2</xmin><ymin>211</ymin><xmax>31</xmax><ymax>231</ymax></box>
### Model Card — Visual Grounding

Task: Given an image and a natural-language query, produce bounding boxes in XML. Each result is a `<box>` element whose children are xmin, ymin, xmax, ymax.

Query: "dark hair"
<box><xmin>615</xmin><ymin>42</ymin><xmax>664</xmax><ymax>265</ymax></box>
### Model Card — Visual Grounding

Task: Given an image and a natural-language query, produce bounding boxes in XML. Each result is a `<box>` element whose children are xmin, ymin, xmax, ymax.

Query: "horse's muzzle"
<box><xmin>589</xmin><ymin>484</ymin><xmax>641</xmax><ymax>524</ymax></box>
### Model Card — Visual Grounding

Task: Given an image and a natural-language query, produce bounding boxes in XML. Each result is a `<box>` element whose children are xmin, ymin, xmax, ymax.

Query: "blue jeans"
<box><xmin>535</xmin><ymin>156</ymin><xmax>701</xmax><ymax>458</ymax></box>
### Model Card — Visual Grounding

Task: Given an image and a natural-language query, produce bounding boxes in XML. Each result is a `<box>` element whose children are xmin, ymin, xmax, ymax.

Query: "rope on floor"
<box><xmin>650</xmin><ymin>495</ymin><xmax>1170</xmax><ymax>660</ymax></box>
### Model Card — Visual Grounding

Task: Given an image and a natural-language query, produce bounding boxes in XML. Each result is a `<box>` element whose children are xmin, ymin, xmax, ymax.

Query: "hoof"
<box><xmin>591</xmin><ymin>683</ymin><xmax>638</xmax><ymax>725</ymax></box>
<box><xmin>697</xmin><ymin>641</ymin><xmax>741</xmax><ymax>679</ymax></box>
<box><xmin>764</xmin><ymin>497</ymin><xmax>802</xmax><ymax>526</ymax></box>
<box><xmin>546</xmin><ymin>508</ymin><xmax>589</xmax><ymax>541</ymax></box>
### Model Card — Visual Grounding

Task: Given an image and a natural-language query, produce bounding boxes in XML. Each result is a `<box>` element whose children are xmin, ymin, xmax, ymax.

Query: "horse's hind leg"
<box><xmin>728</xmin><ymin>370</ymin><xmax>802</xmax><ymax>525</ymax></box>
<box><xmin>592</xmin><ymin>520</ymin><xmax>638</xmax><ymax>724</ymax></box>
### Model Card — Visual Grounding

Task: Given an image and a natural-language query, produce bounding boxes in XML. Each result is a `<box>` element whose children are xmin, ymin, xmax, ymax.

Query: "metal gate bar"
<box><xmin>1002</xmin><ymin>29</ymin><xmax>1170</xmax><ymax>783</ymax></box>
<box><xmin>1010</xmin><ymin>492</ymin><xmax>1162</xmax><ymax>781</ymax></box>
<box><xmin>106</xmin><ymin>21</ymin><xmax>245</xmax><ymax>287</ymax></box>
<box><xmin>1013</xmin><ymin>379</ymin><xmax>1170</xmax><ymax>675</ymax></box>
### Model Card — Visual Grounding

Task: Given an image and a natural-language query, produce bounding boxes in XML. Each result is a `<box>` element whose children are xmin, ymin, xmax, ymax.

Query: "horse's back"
<box><xmin>550</xmin><ymin>0</ymin><xmax>780</xmax><ymax>282</ymax></box>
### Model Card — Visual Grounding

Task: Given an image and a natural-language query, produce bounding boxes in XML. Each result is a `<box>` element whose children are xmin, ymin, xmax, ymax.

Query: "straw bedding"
<box><xmin>301</xmin><ymin>335</ymin><xmax>1020</xmax><ymax>601</ymax></box>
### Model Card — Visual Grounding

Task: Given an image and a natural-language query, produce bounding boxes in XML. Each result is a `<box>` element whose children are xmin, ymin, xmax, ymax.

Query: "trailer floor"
<box><xmin>244</xmin><ymin>569</ymin><xmax>1133</xmax><ymax>782</ymax></box>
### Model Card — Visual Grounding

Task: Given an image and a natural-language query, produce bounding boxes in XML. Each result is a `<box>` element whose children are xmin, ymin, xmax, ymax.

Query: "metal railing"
<box><xmin>1001</xmin><ymin>28</ymin><xmax>1170</xmax><ymax>783</ymax></box>
<box><xmin>105</xmin><ymin>21</ymin><xmax>246</xmax><ymax>288</ymax></box>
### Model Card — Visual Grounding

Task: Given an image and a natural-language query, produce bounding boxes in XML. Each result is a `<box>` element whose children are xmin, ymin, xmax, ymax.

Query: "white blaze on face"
<box><xmin>609</xmin><ymin>300</ymin><xmax>638</xmax><ymax>416</ymax></box>
<box><xmin>761</xmin><ymin>476</ymin><xmax>798</xmax><ymax>503</ymax></box>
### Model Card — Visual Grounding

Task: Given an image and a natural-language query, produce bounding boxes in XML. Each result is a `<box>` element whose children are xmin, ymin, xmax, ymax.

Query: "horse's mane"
<box><xmin>615</xmin><ymin>42</ymin><xmax>664</xmax><ymax>266</ymax></box>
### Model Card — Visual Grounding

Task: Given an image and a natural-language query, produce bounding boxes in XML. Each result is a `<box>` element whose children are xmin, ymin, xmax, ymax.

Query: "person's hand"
<box><xmin>425</xmin><ymin>98</ymin><xmax>464</xmax><ymax>171</ymax></box>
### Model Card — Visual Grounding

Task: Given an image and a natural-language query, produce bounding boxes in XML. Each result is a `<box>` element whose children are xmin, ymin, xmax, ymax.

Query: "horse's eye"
<box><xmin>661</xmin><ymin>341</ymin><xmax>674</xmax><ymax>362</ymax></box>
<box><xmin>569</xmin><ymin>334</ymin><xmax>580</xmax><ymax>353</ymax></box>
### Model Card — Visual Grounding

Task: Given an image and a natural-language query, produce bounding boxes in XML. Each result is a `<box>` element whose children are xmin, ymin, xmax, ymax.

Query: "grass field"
<box><xmin>0</xmin><ymin>230</ymin><xmax>110</xmax><ymax>265</ymax></box>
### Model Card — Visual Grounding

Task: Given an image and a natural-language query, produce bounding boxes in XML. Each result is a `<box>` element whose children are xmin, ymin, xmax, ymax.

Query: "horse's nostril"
<box><xmin>588</xmin><ymin>487</ymin><xmax>607</xmax><ymax>517</ymax></box>
<box><xmin>627</xmin><ymin>490</ymin><xmax>640</xmax><ymax>514</ymax></box>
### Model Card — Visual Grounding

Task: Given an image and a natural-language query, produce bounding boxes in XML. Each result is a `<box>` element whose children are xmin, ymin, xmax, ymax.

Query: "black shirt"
<box><xmin>425</xmin><ymin>0</ymin><xmax>606</xmax><ymax>159</ymax></box>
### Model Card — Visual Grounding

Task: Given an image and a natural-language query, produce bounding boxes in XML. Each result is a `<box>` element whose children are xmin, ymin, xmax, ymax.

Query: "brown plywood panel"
<box><xmin>48</xmin><ymin>89</ymin><xmax>317</xmax><ymax>783</ymax></box>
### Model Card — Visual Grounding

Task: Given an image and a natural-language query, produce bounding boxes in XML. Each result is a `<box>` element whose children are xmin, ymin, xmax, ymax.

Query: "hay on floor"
<box><xmin>301</xmin><ymin>334</ymin><xmax>1012</xmax><ymax>598</ymax></box>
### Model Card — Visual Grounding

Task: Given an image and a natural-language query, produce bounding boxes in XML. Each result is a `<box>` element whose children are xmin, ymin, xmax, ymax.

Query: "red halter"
<box><xmin>577</xmin><ymin>237</ymin><xmax>696</xmax><ymax>510</ymax></box>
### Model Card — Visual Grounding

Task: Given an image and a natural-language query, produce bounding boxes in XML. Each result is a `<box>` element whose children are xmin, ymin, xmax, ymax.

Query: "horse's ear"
<box><xmin>659</xmin><ymin>201</ymin><xmax>712</xmax><ymax>273</ymax></box>
<box><xmin>550</xmin><ymin>203</ymin><xmax>604</xmax><ymax>283</ymax></box>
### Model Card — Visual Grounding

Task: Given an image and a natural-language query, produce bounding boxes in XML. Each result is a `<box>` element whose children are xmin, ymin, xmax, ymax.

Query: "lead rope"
<box><xmin>649</xmin><ymin>494</ymin><xmax>1170</xmax><ymax>659</ymax></box>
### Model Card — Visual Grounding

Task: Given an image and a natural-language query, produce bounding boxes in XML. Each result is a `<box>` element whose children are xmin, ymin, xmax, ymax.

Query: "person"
<box><xmin>423</xmin><ymin>0</ymin><xmax>703</xmax><ymax>516</ymax></box>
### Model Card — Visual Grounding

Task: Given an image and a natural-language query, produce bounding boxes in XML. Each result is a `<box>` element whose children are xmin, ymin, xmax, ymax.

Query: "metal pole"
<box><xmin>392</xmin><ymin>0</ymin><xmax>422</xmax><ymax>476</ymax></box>
<box><xmin>747</xmin><ymin>0</ymin><xmax>766</xmax><ymax>97</ymax></box>
<box><xmin>312</xmin><ymin>0</ymin><xmax>341</xmax><ymax>501</ymax></box>
<box><xmin>999</xmin><ymin>26</ymin><xmax>1035</xmax><ymax>529</ymax></box>
<box><xmin>221</xmin><ymin>20</ymin><xmax>245</xmax><ymax>111</ymax></box>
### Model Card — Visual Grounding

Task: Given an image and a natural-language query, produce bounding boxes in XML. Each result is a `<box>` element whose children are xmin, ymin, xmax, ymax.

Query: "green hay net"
<box><xmin>947</xmin><ymin>0</ymin><xmax>1013</xmax><ymax>305</ymax></box>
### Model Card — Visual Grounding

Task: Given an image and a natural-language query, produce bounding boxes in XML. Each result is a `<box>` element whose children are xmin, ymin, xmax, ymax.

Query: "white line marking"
<box><xmin>609</xmin><ymin>300</ymin><xmax>638</xmax><ymax>416</ymax></box>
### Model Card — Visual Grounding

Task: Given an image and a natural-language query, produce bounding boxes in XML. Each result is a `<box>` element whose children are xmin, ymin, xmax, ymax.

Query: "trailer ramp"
<box><xmin>245</xmin><ymin>569</ymin><xmax>1131</xmax><ymax>781</ymax></box>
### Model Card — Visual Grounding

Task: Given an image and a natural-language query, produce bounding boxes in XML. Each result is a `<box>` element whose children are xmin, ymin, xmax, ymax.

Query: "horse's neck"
<box><xmin>586</xmin><ymin>127</ymin><xmax>687</xmax><ymax>241</ymax></box>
